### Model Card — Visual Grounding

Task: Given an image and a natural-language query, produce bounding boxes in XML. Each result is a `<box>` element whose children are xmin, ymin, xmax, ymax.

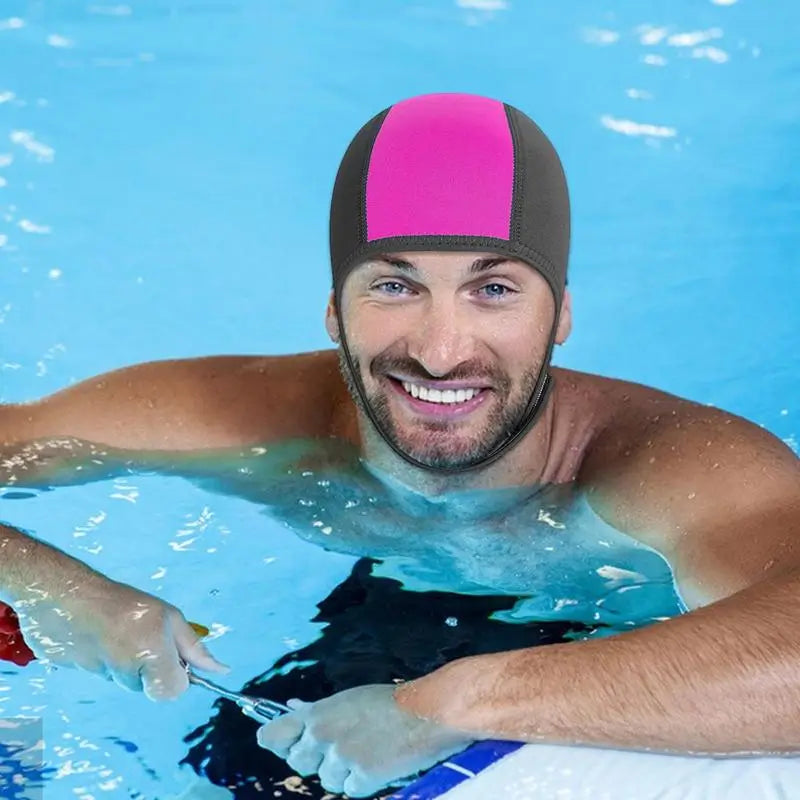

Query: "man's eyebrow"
<box><xmin>371</xmin><ymin>256</ymin><xmax>418</xmax><ymax>273</ymax></box>
<box><xmin>469</xmin><ymin>257</ymin><xmax>511</xmax><ymax>274</ymax></box>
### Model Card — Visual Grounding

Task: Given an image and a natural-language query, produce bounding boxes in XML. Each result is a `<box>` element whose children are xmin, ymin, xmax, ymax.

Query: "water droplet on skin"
<box><xmin>688</xmin><ymin>492</ymin><xmax>696</xmax><ymax>499</ymax></box>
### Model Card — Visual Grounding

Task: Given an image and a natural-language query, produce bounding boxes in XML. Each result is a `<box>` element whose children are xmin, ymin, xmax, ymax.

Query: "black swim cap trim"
<box><xmin>505</xmin><ymin>102</ymin><xmax>525</xmax><ymax>246</ymax></box>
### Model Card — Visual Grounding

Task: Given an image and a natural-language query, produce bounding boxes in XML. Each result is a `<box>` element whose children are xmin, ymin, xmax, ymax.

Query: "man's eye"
<box><xmin>479</xmin><ymin>283</ymin><xmax>515</xmax><ymax>299</ymax></box>
<box><xmin>374</xmin><ymin>281</ymin><xmax>409</xmax><ymax>296</ymax></box>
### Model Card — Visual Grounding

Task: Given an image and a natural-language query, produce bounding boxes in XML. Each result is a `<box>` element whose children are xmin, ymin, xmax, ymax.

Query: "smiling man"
<box><xmin>1</xmin><ymin>93</ymin><xmax>799</xmax><ymax>798</ymax></box>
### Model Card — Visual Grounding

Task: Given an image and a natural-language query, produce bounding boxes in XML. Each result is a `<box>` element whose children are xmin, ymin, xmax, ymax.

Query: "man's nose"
<box><xmin>407</xmin><ymin>300</ymin><xmax>474</xmax><ymax>377</ymax></box>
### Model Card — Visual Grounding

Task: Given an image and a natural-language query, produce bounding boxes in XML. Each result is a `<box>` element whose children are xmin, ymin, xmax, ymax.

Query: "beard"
<box><xmin>337</xmin><ymin>345</ymin><xmax>540</xmax><ymax>470</ymax></box>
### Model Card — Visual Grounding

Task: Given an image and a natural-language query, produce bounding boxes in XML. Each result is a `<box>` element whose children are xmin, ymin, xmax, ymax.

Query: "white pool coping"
<box><xmin>441</xmin><ymin>743</ymin><xmax>800</xmax><ymax>800</ymax></box>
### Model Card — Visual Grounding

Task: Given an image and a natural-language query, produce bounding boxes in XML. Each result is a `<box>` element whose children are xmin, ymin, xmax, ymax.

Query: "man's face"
<box><xmin>328</xmin><ymin>251</ymin><xmax>567</xmax><ymax>470</ymax></box>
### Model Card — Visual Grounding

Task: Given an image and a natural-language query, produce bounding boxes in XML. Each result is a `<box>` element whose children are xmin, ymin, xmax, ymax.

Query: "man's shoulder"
<box><xmin>551</xmin><ymin>366</ymin><xmax>692</xmax><ymax>460</ymax></box>
<box><xmin>557</xmin><ymin>369</ymin><xmax>799</xmax><ymax>607</ymax></box>
<box><xmin>553</xmin><ymin>366</ymin><xmax>794</xmax><ymax>480</ymax></box>
<box><xmin>552</xmin><ymin>366</ymin><xmax>688</xmax><ymax>412</ymax></box>
<box><xmin>563</xmin><ymin>366</ymin><xmax>798</xmax><ymax>521</ymax></box>
<box><xmin>129</xmin><ymin>349</ymin><xmax>355</xmax><ymax>442</ymax></box>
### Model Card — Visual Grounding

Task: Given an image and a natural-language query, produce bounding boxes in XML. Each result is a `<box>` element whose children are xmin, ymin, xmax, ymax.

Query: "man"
<box><xmin>1</xmin><ymin>93</ymin><xmax>799</xmax><ymax>798</ymax></box>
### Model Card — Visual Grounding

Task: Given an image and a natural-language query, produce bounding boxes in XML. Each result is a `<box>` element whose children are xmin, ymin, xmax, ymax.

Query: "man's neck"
<box><xmin>356</xmin><ymin>398</ymin><xmax>557</xmax><ymax>497</ymax></box>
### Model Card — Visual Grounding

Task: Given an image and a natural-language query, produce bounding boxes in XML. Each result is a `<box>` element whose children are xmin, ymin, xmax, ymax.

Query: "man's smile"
<box><xmin>385</xmin><ymin>376</ymin><xmax>490</xmax><ymax>418</ymax></box>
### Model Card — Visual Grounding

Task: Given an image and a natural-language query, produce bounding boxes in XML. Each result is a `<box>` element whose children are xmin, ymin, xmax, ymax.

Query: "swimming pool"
<box><xmin>1</xmin><ymin>0</ymin><xmax>798</xmax><ymax>798</ymax></box>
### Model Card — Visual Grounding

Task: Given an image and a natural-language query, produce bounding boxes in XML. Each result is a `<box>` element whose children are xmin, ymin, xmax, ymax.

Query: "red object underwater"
<box><xmin>0</xmin><ymin>601</ymin><xmax>35</xmax><ymax>666</ymax></box>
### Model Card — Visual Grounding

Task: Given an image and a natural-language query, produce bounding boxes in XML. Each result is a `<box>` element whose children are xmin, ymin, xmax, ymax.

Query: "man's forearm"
<box><xmin>395</xmin><ymin>569</ymin><xmax>800</xmax><ymax>754</ymax></box>
<box><xmin>0</xmin><ymin>522</ymin><xmax>105</xmax><ymax>606</ymax></box>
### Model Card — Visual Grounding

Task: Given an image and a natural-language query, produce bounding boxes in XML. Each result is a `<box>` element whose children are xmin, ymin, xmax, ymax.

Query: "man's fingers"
<box><xmin>286</xmin><ymin>728</ymin><xmax>325</xmax><ymax>777</ymax></box>
<box><xmin>173</xmin><ymin>618</ymin><xmax>229</xmax><ymax>675</ymax></box>
<box><xmin>317</xmin><ymin>750</ymin><xmax>351</xmax><ymax>795</ymax></box>
<box><xmin>343</xmin><ymin>766</ymin><xmax>384</xmax><ymax>799</ymax></box>
<box><xmin>140</xmin><ymin>651</ymin><xmax>189</xmax><ymax>701</ymax></box>
<box><xmin>257</xmin><ymin>715</ymin><xmax>305</xmax><ymax>758</ymax></box>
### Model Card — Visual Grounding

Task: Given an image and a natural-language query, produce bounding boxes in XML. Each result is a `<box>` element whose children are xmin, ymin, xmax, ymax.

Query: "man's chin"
<box><xmin>386</xmin><ymin>435</ymin><xmax>489</xmax><ymax>471</ymax></box>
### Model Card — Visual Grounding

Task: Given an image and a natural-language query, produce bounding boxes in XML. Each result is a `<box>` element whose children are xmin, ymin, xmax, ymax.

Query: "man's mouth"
<box><xmin>399</xmin><ymin>380</ymin><xmax>483</xmax><ymax>405</ymax></box>
<box><xmin>381</xmin><ymin>376</ymin><xmax>490</xmax><ymax>417</ymax></box>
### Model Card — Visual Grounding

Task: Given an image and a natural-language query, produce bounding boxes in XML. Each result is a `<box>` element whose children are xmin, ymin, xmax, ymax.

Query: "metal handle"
<box><xmin>184</xmin><ymin>663</ymin><xmax>290</xmax><ymax>720</ymax></box>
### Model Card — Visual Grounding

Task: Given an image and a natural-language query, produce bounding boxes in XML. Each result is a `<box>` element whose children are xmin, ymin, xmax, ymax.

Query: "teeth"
<box><xmin>401</xmin><ymin>382</ymin><xmax>480</xmax><ymax>404</ymax></box>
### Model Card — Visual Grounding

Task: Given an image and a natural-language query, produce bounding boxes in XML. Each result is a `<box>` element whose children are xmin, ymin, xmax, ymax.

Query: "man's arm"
<box><xmin>394</xmin><ymin>405</ymin><xmax>800</xmax><ymax>754</ymax></box>
<box><xmin>0</xmin><ymin>521</ymin><xmax>227</xmax><ymax>694</ymax></box>
<box><xmin>0</xmin><ymin>351</ymin><xmax>348</xmax><ymax>691</ymax></box>
<box><xmin>1</xmin><ymin>351</ymin><xmax>351</xmax><ymax>488</ymax></box>
<box><xmin>396</xmin><ymin>563</ymin><xmax>800</xmax><ymax>753</ymax></box>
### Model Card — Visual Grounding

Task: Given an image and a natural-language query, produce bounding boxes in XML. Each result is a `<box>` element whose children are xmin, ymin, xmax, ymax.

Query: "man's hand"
<box><xmin>15</xmin><ymin>575</ymin><xmax>228</xmax><ymax>699</ymax></box>
<box><xmin>255</xmin><ymin>684</ymin><xmax>475</xmax><ymax>797</ymax></box>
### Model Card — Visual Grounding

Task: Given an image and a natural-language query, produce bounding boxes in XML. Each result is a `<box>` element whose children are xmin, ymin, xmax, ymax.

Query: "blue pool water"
<box><xmin>1</xmin><ymin>1</ymin><xmax>798</xmax><ymax>798</ymax></box>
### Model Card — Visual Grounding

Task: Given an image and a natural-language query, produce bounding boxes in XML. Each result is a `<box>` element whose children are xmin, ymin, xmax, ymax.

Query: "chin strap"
<box><xmin>335</xmin><ymin>307</ymin><xmax>558</xmax><ymax>475</ymax></box>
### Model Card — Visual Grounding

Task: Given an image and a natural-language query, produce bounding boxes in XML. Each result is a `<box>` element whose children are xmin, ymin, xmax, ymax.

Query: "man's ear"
<box><xmin>325</xmin><ymin>291</ymin><xmax>340</xmax><ymax>343</ymax></box>
<box><xmin>555</xmin><ymin>288</ymin><xmax>572</xmax><ymax>345</ymax></box>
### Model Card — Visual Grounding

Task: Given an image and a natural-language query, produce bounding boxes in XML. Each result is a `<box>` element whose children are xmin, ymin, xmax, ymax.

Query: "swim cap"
<box><xmin>329</xmin><ymin>93</ymin><xmax>570</xmax><ymax>473</ymax></box>
<box><xmin>330</xmin><ymin>92</ymin><xmax>570</xmax><ymax>307</ymax></box>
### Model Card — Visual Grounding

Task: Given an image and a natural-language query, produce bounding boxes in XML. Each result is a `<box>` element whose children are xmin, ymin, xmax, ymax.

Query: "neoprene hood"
<box><xmin>328</xmin><ymin>93</ymin><xmax>571</xmax><ymax>472</ymax></box>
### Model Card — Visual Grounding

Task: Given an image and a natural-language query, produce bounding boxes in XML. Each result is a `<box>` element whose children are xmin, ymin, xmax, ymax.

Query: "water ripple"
<box><xmin>46</xmin><ymin>34</ymin><xmax>75</xmax><ymax>49</ymax></box>
<box><xmin>601</xmin><ymin>114</ymin><xmax>678</xmax><ymax>138</ymax></box>
<box><xmin>0</xmin><ymin>17</ymin><xmax>25</xmax><ymax>31</ymax></box>
<box><xmin>9</xmin><ymin>131</ymin><xmax>55</xmax><ymax>163</ymax></box>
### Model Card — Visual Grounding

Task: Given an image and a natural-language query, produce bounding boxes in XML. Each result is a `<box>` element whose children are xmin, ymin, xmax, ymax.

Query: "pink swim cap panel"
<box><xmin>365</xmin><ymin>94</ymin><xmax>515</xmax><ymax>241</ymax></box>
